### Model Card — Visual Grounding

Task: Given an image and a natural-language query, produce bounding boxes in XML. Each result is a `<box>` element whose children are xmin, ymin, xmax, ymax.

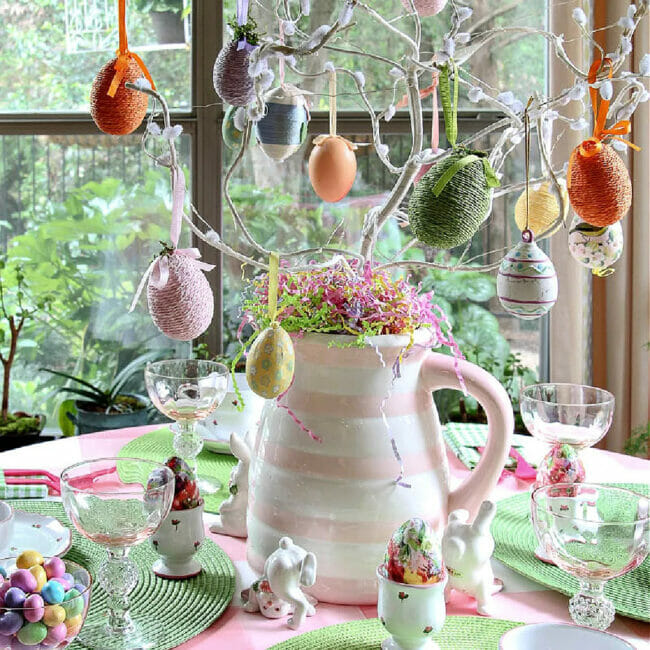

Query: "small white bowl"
<box><xmin>499</xmin><ymin>623</ymin><xmax>634</xmax><ymax>650</ymax></box>
<box><xmin>0</xmin><ymin>501</ymin><xmax>14</xmax><ymax>550</ymax></box>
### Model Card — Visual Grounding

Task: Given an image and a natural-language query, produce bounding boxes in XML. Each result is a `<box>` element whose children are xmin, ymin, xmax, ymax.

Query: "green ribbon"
<box><xmin>439</xmin><ymin>60</ymin><xmax>459</xmax><ymax>147</ymax></box>
<box><xmin>432</xmin><ymin>154</ymin><xmax>501</xmax><ymax>197</ymax></box>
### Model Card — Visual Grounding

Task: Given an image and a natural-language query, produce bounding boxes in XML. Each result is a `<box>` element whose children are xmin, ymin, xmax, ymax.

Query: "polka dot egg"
<box><xmin>245</xmin><ymin>324</ymin><xmax>295</xmax><ymax>399</ymax></box>
<box><xmin>497</xmin><ymin>236</ymin><xmax>558</xmax><ymax>319</ymax></box>
<box><xmin>568</xmin><ymin>215</ymin><xmax>623</xmax><ymax>273</ymax></box>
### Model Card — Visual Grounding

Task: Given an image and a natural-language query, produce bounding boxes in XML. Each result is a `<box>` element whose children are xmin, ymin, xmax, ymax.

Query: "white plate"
<box><xmin>197</xmin><ymin>388</ymin><xmax>265</xmax><ymax>454</ymax></box>
<box><xmin>0</xmin><ymin>509</ymin><xmax>72</xmax><ymax>558</ymax></box>
<box><xmin>499</xmin><ymin>623</ymin><xmax>634</xmax><ymax>650</ymax></box>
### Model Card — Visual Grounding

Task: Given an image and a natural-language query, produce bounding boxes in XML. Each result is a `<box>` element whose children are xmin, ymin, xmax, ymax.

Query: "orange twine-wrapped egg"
<box><xmin>567</xmin><ymin>142</ymin><xmax>631</xmax><ymax>227</ymax></box>
<box><xmin>90</xmin><ymin>58</ymin><xmax>149</xmax><ymax>135</ymax></box>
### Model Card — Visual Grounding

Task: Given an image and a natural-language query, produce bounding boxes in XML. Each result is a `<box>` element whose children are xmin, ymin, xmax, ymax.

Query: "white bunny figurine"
<box><xmin>441</xmin><ymin>500</ymin><xmax>502</xmax><ymax>616</ymax></box>
<box><xmin>210</xmin><ymin>432</ymin><xmax>250</xmax><ymax>538</ymax></box>
<box><xmin>265</xmin><ymin>537</ymin><xmax>318</xmax><ymax>629</ymax></box>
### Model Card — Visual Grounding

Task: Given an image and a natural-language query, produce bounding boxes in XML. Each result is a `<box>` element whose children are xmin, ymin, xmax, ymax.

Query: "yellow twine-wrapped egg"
<box><xmin>514</xmin><ymin>182</ymin><xmax>567</xmax><ymax>238</ymax></box>
<box><xmin>245</xmin><ymin>324</ymin><xmax>295</xmax><ymax>399</ymax></box>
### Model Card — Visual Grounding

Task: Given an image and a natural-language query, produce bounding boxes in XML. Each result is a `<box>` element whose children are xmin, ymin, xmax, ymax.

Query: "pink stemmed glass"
<box><xmin>61</xmin><ymin>457</ymin><xmax>174</xmax><ymax>649</ymax></box>
<box><xmin>520</xmin><ymin>383</ymin><xmax>615</xmax><ymax>487</ymax></box>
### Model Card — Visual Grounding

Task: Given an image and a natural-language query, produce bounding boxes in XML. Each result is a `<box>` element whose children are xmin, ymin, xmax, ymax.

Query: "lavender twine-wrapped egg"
<box><xmin>147</xmin><ymin>253</ymin><xmax>214</xmax><ymax>341</ymax></box>
<box><xmin>213</xmin><ymin>41</ymin><xmax>255</xmax><ymax>107</ymax></box>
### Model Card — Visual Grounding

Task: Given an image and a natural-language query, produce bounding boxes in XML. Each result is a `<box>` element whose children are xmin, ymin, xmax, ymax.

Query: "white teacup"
<box><xmin>377</xmin><ymin>566</ymin><xmax>447</xmax><ymax>650</ymax></box>
<box><xmin>0</xmin><ymin>501</ymin><xmax>14</xmax><ymax>552</ymax></box>
<box><xmin>151</xmin><ymin>501</ymin><xmax>205</xmax><ymax>579</ymax></box>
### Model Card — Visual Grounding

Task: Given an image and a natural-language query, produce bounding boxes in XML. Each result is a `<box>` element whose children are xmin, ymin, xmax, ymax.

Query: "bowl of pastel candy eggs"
<box><xmin>0</xmin><ymin>550</ymin><xmax>91</xmax><ymax>649</ymax></box>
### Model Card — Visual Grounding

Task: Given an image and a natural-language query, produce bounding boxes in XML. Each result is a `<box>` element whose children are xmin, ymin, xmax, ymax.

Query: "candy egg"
<box><xmin>90</xmin><ymin>58</ymin><xmax>149</xmax><ymax>136</ymax></box>
<box><xmin>256</xmin><ymin>84</ymin><xmax>310</xmax><ymax>162</ymax></box>
<box><xmin>384</xmin><ymin>517</ymin><xmax>445</xmax><ymax>585</ymax></box>
<box><xmin>0</xmin><ymin>581</ymin><xmax>10</xmax><ymax>598</ymax></box>
<box><xmin>50</xmin><ymin>577</ymin><xmax>71</xmax><ymax>591</ymax></box>
<box><xmin>308</xmin><ymin>135</ymin><xmax>357</xmax><ymax>202</ymax></box>
<box><xmin>147</xmin><ymin>252</ymin><xmax>215</xmax><ymax>341</ymax></box>
<box><xmin>15</xmin><ymin>551</ymin><xmax>43</xmax><ymax>571</ymax></box>
<box><xmin>72</xmin><ymin>584</ymin><xmax>89</xmax><ymax>603</ymax></box>
<box><xmin>0</xmin><ymin>567</ymin><xmax>6</xmax><ymax>579</ymax></box>
<box><xmin>16</xmin><ymin>622</ymin><xmax>47</xmax><ymax>647</ymax></box>
<box><xmin>245</xmin><ymin>323</ymin><xmax>295</xmax><ymax>399</ymax></box>
<box><xmin>43</xmin><ymin>605</ymin><xmax>66</xmax><ymax>628</ymax></box>
<box><xmin>4</xmin><ymin>588</ymin><xmax>26</xmax><ymax>609</ymax></box>
<box><xmin>64</xmin><ymin>614</ymin><xmax>83</xmax><ymax>638</ymax></box>
<box><xmin>567</xmin><ymin>142</ymin><xmax>631</xmax><ymax>226</ymax></box>
<box><xmin>43</xmin><ymin>558</ymin><xmax>65</xmax><ymax>581</ymax></box>
<box><xmin>0</xmin><ymin>611</ymin><xmax>23</xmax><ymax>636</ymax></box>
<box><xmin>568</xmin><ymin>215</ymin><xmax>623</xmax><ymax>274</ymax></box>
<box><xmin>29</xmin><ymin>566</ymin><xmax>47</xmax><ymax>592</ymax></box>
<box><xmin>41</xmin><ymin>581</ymin><xmax>65</xmax><ymax>605</ymax></box>
<box><xmin>9</xmin><ymin>570</ymin><xmax>37</xmax><ymax>594</ymax></box>
<box><xmin>62</xmin><ymin>589</ymin><xmax>84</xmax><ymax>618</ymax></box>
<box><xmin>497</xmin><ymin>235</ymin><xmax>558</xmax><ymax>320</ymax></box>
<box><xmin>44</xmin><ymin>622</ymin><xmax>67</xmax><ymax>646</ymax></box>
<box><xmin>23</xmin><ymin>594</ymin><xmax>45</xmax><ymax>623</ymax></box>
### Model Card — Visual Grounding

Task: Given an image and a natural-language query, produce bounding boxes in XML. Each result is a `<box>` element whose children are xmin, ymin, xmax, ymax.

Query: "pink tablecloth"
<box><xmin>1</xmin><ymin>426</ymin><xmax>649</xmax><ymax>649</ymax></box>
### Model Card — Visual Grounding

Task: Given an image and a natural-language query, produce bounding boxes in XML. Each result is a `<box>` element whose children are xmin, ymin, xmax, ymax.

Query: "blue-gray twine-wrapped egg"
<box><xmin>255</xmin><ymin>84</ymin><xmax>309</xmax><ymax>161</ymax></box>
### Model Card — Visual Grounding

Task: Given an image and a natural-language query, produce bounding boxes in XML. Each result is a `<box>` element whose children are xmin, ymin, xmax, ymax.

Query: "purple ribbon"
<box><xmin>235</xmin><ymin>0</ymin><xmax>256</xmax><ymax>51</ymax></box>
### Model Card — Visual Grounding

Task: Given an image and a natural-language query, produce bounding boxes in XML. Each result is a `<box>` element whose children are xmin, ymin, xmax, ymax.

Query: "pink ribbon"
<box><xmin>129</xmin><ymin>166</ymin><xmax>214</xmax><ymax>313</ymax></box>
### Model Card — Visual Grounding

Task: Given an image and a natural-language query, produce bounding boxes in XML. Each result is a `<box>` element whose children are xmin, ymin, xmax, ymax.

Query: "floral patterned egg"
<box><xmin>568</xmin><ymin>215</ymin><xmax>623</xmax><ymax>273</ymax></box>
<box><xmin>497</xmin><ymin>237</ymin><xmax>558</xmax><ymax>320</ymax></box>
<box><xmin>245</xmin><ymin>324</ymin><xmax>295</xmax><ymax>399</ymax></box>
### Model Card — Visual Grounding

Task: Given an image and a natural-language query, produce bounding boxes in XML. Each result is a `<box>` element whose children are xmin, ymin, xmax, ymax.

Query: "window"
<box><xmin>1</xmin><ymin>0</ymin><xmax>549</xmax><ymax>427</ymax></box>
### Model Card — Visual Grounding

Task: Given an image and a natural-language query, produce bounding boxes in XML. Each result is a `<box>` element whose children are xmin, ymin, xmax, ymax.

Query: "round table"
<box><xmin>1</xmin><ymin>426</ymin><xmax>648</xmax><ymax>649</ymax></box>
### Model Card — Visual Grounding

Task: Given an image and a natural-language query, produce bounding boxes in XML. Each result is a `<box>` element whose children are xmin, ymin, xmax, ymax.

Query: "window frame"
<box><xmin>0</xmin><ymin>1</ymin><xmax>550</xmax><ymax>377</ymax></box>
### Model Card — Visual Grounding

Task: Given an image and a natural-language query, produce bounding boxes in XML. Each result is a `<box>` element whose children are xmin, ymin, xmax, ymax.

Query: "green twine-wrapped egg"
<box><xmin>407</xmin><ymin>149</ymin><xmax>493</xmax><ymax>249</ymax></box>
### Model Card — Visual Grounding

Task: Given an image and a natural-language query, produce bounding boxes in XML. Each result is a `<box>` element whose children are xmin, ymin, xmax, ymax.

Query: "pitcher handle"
<box><xmin>420</xmin><ymin>353</ymin><xmax>513</xmax><ymax>519</ymax></box>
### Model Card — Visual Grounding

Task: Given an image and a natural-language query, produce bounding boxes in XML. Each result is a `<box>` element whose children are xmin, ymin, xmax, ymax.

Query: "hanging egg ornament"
<box><xmin>245</xmin><ymin>323</ymin><xmax>295</xmax><ymax>399</ymax></box>
<box><xmin>90</xmin><ymin>58</ymin><xmax>149</xmax><ymax>135</ymax></box>
<box><xmin>308</xmin><ymin>135</ymin><xmax>357</xmax><ymax>202</ymax></box>
<box><xmin>568</xmin><ymin>215</ymin><xmax>623</xmax><ymax>274</ymax></box>
<box><xmin>400</xmin><ymin>0</ymin><xmax>448</xmax><ymax>16</ymax></box>
<box><xmin>147</xmin><ymin>252</ymin><xmax>214</xmax><ymax>341</ymax></box>
<box><xmin>256</xmin><ymin>85</ymin><xmax>310</xmax><ymax>162</ymax></box>
<box><xmin>213</xmin><ymin>41</ymin><xmax>256</xmax><ymax>107</ymax></box>
<box><xmin>497</xmin><ymin>231</ymin><xmax>558</xmax><ymax>320</ymax></box>
<box><xmin>567</xmin><ymin>142</ymin><xmax>631</xmax><ymax>226</ymax></box>
<box><xmin>408</xmin><ymin>149</ymin><xmax>496</xmax><ymax>249</ymax></box>
<box><xmin>514</xmin><ymin>182</ymin><xmax>567</xmax><ymax>238</ymax></box>
<box><xmin>222</xmin><ymin>105</ymin><xmax>247</xmax><ymax>150</ymax></box>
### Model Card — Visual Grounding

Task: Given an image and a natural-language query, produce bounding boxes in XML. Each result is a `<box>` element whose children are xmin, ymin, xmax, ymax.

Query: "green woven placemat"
<box><xmin>117</xmin><ymin>427</ymin><xmax>237</xmax><ymax>514</ymax></box>
<box><xmin>492</xmin><ymin>482</ymin><xmax>650</xmax><ymax>622</ymax></box>
<box><xmin>7</xmin><ymin>499</ymin><xmax>235</xmax><ymax>650</ymax></box>
<box><xmin>268</xmin><ymin>616</ymin><xmax>523</xmax><ymax>650</ymax></box>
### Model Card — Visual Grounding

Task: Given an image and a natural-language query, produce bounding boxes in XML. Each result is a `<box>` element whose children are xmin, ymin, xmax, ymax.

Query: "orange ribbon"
<box><xmin>107</xmin><ymin>0</ymin><xmax>155</xmax><ymax>98</ymax></box>
<box><xmin>396</xmin><ymin>73</ymin><xmax>438</xmax><ymax>109</ymax></box>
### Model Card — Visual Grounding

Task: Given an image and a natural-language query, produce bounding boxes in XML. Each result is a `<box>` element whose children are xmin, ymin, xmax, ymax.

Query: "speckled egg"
<box><xmin>245</xmin><ymin>324</ymin><xmax>295</xmax><ymax>399</ymax></box>
<box><xmin>222</xmin><ymin>105</ymin><xmax>247</xmax><ymax>151</ymax></box>
<box><xmin>308</xmin><ymin>135</ymin><xmax>357</xmax><ymax>203</ymax></box>
<box><xmin>384</xmin><ymin>518</ymin><xmax>444</xmax><ymax>585</ymax></box>
<box><xmin>568</xmin><ymin>215</ymin><xmax>623</xmax><ymax>273</ymax></box>
<box><xmin>256</xmin><ymin>84</ymin><xmax>309</xmax><ymax>162</ymax></box>
<box><xmin>497</xmin><ymin>237</ymin><xmax>558</xmax><ymax>320</ymax></box>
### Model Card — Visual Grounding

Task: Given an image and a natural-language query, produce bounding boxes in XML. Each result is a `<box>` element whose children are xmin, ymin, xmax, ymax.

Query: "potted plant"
<box><xmin>133</xmin><ymin>0</ymin><xmax>188</xmax><ymax>45</ymax></box>
<box><xmin>0</xmin><ymin>257</ymin><xmax>52</xmax><ymax>450</ymax></box>
<box><xmin>41</xmin><ymin>351</ymin><xmax>162</xmax><ymax>435</ymax></box>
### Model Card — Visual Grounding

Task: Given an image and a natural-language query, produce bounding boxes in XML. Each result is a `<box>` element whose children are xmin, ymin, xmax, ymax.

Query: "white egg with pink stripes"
<box><xmin>497</xmin><ymin>232</ymin><xmax>557</xmax><ymax>320</ymax></box>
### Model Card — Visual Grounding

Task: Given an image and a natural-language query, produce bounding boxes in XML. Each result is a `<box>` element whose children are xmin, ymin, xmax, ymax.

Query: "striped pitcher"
<box><xmin>246</xmin><ymin>330</ymin><xmax>513</xmax><ymax>605</ymax></box>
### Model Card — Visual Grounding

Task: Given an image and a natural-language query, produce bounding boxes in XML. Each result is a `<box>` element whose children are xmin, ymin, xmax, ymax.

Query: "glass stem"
<box><xmin>579</xmin><ymin>580</ymin><xmax>604</xmax><ymax>599</ymax></box>
<box><xmin>98</xmin><ymin>547</ymin><xmax>138</xmax><ymax>635</ymax></box>
<box><xmin>173</xmin><ymin>419</ymin><xmax>202</xmax><ymax>475</ymax></box>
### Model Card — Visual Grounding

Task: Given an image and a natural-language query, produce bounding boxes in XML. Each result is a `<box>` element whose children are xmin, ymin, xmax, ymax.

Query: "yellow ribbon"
<box><xmin>107</xmin><ymin>0</ymin><xmax>156</xmax><ymax>98</ymax></box>
<box><xmin>268</xmin><ymin>251</ymin><xmax>280</xmax><ymax>324</ymax></box>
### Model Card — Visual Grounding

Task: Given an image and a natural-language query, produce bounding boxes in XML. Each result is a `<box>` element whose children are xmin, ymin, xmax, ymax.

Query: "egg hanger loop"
<box><xmin>523</xmin><ymin>96</ymin><xmax>534</xmax><ymax>244</ymax></box>
<box><xmin>329</xmin><ymin>70</ymin><xmax>337</xmax><ymax>137</ymax></box>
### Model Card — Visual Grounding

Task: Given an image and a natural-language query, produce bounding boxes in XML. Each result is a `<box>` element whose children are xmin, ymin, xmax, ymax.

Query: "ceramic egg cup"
<box><xmin>151</xmin><ymin>501</ymin><xmax>205</xmax><ymax>579</ymax></box>
<box><xmin>377</xmin><ymin>567</ymin><xmax>447</xmax><ymax>650</ymax></box>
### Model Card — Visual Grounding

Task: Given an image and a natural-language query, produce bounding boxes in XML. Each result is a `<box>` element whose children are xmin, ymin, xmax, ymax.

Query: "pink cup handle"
<box><xmin>420</xmin><ymin>353</ymin><xmax>514</xmax><ymax>519</ymax></box>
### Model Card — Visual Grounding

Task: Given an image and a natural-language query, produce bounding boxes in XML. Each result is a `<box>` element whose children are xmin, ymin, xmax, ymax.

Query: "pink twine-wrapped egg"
<box><xmin>400</xmin><ymin>0</ymin><xmax>448</xmax><ymax>16</ymax></box>
<box><xmin>147</xmin><ymin>253</ymin><xmax>214</xmax><ymax>341</ymax></box>
<box><xmin>213</xmin><ymin>41</ymin><xmax>255</xmax><ymax>107</ymax></box>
